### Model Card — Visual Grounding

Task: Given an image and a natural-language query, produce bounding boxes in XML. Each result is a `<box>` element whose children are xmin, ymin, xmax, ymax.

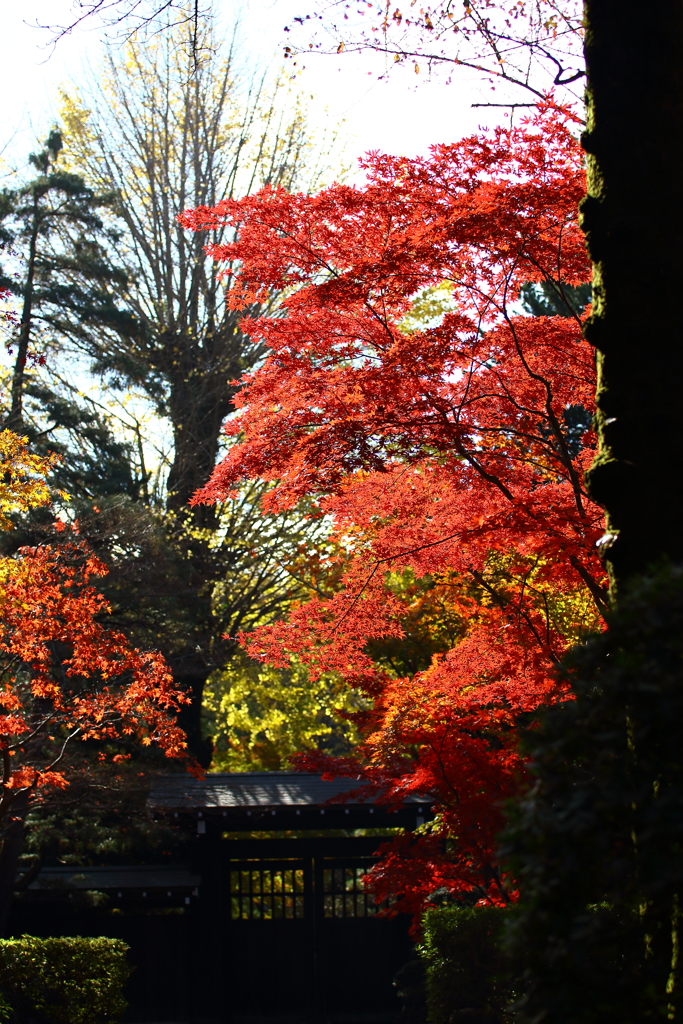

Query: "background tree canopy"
<box><xmin>1</xmin><ymin>17</ymin><xmax>346</xmax><ymax>766</ymax></box>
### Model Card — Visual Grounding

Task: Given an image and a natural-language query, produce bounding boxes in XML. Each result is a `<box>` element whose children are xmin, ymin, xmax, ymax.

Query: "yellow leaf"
<box><xmin>414</xmin><ymin>62</ymin><xmax>420</xmax><ymax>74</ymax></box>
<box><xmin>0</xmin><ymin>431</ymin><xmax>60</xmax><ymax>531</ymax></box>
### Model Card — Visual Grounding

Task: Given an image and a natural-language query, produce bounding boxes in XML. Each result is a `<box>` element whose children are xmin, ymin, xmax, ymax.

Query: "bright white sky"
<box><xmin>1</xmin><ymin>0</ymin><xmax>507</xmax><ymax>475</ymax></box>
<box><xmin>2</xmin><ymin>0</ymin><xmax>504</xmax><ymax>177</ymax></box>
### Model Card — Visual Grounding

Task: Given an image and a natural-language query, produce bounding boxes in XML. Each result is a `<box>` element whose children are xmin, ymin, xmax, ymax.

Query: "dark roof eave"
<box><xmin>147</xmin><ymin>771</ymin><xmax>427</xmax><ymax>812</ymax></box>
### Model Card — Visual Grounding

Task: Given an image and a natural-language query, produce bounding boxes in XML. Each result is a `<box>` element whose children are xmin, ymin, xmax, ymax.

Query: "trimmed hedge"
<box><xmin>419</xmin><ymin>906</ymin><xmax>519</xmax><ymax>1024</ymax></box>
<box><xmin>0</xmin><ymin>936</ymin><xmax>130</xmax><ymax>1024</ymax></box>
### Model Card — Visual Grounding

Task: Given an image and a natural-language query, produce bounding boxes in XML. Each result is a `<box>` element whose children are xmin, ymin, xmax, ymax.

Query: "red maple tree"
<box><xmin>0</xmin><ymin>543</ymin><xmax>190</xmax><ymax>801</ymax></box>
<box><xmin>0</xmin><ymin>432</ymin><xmax>192</xmax><ymax>848</ymax></box>
<box><xmin>181</xmin><ymin>106</ymin><xmax>603</xmax><ymax>922</ymax></box>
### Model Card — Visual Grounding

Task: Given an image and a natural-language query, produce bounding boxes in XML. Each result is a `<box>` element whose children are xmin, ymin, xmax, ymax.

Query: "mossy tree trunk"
<box><xmin>581</xmin><ymin>0</ymin><xmax>683</xmax><ymax>593</ymax></box>
<box><xmin>572</xmin><ymin>6</ymin><xmax>683</xmax><ymax>1014</ymax></box>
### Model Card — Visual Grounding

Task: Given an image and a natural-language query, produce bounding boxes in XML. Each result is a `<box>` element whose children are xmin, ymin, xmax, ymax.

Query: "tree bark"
<box><xmin>6</xmin><ymin>204</ymin><xmax>40</xmax><ymax>433</ymax></box>
<box><xmin>164</xmin><ymin>347</ymin><xmax>237</xmax><ymax>522</ymax></box>
<box><xmin>579</xmin><ymin>7</ymin><xmax>683</xmax><ymax>1014</ymax></box>
<box><xmin>166</xmin><ymin>651</ymin><xmax>213</xmax><ymax>768</ymax></box>
<box><xmin>581</xmin><ymin>0</ymin><xmax>683</xmax><ymax>593</ymax></box>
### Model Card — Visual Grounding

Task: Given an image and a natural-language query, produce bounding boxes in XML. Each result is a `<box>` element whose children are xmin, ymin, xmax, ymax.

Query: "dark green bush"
<box><xmin>419</xmin><ymin>906</ymin><xmax>518</xmax><ymax>1024</ymax></box>
<box><xmin>503</xmin><ymin>564</ymin><xmax>683</xmax><ymax>1024</ymax></box>
<box><xmin>393</xmin><ymin>959</ymin><xmax>428</xmax><ymax>1024</ymax></box>
<box><xmin>0</xmin><ymin>936</ymin><xmax>130</xmax><ymax>1024</ymax></box>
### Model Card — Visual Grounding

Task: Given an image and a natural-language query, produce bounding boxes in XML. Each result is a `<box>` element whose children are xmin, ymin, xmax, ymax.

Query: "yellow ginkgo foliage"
<box><xmin>203</xmin><ymin>652</ymin><xmax>363</xmax><ymax>772</ymax></box>
<box><xmin>0</xmin><ymin>431</ymin><xmax>62</xmax><ymax>531</ymax></box>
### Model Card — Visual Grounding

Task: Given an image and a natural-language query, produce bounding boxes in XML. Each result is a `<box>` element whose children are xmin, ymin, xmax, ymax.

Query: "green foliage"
<box><xmin>0</xmin><ymin>131</ymin><xmax>137</xmax><ymax>430</ymax></box>
<box><xmin>519</xmin><ymin>280</ymin><xmax>591</xmax><ymax>318</ymax></box>
<box><xmin>203</xmin><ymin>651</ymin><xmax>362</xmax><ymax>770</ymax></box>
<box><xmin>503</xmin><ymin>564</ymin><xmax>683</xmax><ymax>1024</ymax></box>
<box><xmin>519</xmin><ymin>279</ymin><xmax>594</xmax><ymax>465</ymax></box>
<box><xmin>393</xmin><ymin>959</ymin><xmax>428</xmax><ymax>1024</ymax></box>
<box><xmin>22</xmin><ymin>382</ymin><xmax>139</xmax><ymax>501</ymax></box>
<box><xmin>0</xmin><ymin>995</ymin><xmax>10</xmax><ymax>1023</ymax></box>
<box><xmin>20</xmin><ymin>758</ymin><xmax>183</xmax><ymax>872</ymax></box>
<box><xmin>0</xmin><ymin>127</ymin><xmax>140</xmax><ymax>506</ymax></box>
<box><xmin>419</xmin><ymin>906</ymin><xmax>516</xmax><ymax>1023</ymax></box>
<box><xmin>0</xmin><ymin>375</ymin><xmax>139</xmax><ymax>508</ymax></box>
<box><xmin>0</xmin><ymin>936</ymin><xmax>130</xmax><ymax>1024</ymax></box>
<box><xmin>368</xmin><ymin>569</ymin><xmax>471</xmax><ymax>678</ymax></box>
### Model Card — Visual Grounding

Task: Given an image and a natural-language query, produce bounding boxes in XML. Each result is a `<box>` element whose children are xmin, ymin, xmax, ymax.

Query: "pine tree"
<box><xmin>0</xmin><ymin>130</ymin><xmax>137</xmax><ymax>440</ymax></box>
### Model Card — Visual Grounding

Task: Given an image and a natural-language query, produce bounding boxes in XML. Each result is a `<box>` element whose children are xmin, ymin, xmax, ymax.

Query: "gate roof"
<box><xmin>148</xmin><ymin>771</ymin><xmax>423</xmax><ymax>811</ymax></box>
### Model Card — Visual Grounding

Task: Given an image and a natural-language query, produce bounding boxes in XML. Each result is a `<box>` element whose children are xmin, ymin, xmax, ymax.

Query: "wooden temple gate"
<box><xmin>217</xmin><ymin>842</ymin><xmax>412</xmax><ymax>1023</ymax></box>
<box><xmin>11</xmin><ymin>773</ymin><xmax>428</xmax><ymax>1024</ymax></box>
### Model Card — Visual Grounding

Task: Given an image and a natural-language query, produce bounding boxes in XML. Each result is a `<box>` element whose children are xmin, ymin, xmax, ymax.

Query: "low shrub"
<box><xmin>419</xmin><ymin>906</ymin><xmax>519</xmax><ymax>1024</ymax></box>
<box><xmin>0</xmin><ymin>935</ymin><xmax>130</xmax><ymax>1024</ymax></box>
<box><xmin>393</xmin><ymin>958</ymin><xmax>428</xmax><ymax>1024</ymax></box>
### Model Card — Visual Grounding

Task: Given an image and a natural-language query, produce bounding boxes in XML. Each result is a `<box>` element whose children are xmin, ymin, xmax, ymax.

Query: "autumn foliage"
<box><xmin>182</xmin><ymin>107</ymin><xmax>603</xmax><ymax>920</ymax></box>
<box><xmin>0</xmin><ymin>431</ymin><xmax>190</xmax><ymax>830</ymax></box>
